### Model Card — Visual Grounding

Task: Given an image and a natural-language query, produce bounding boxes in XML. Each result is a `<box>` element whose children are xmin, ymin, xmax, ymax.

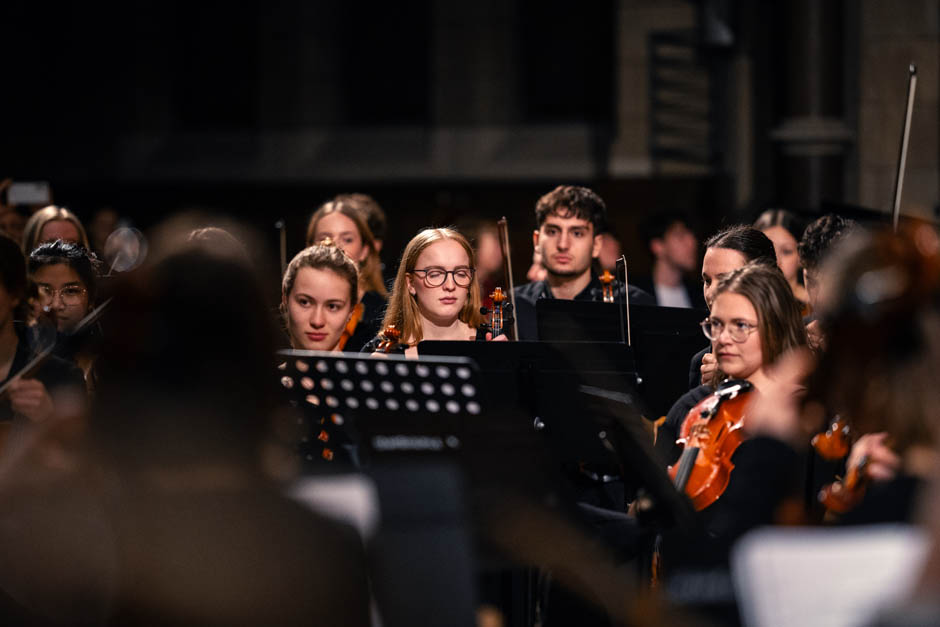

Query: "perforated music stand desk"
<box><xmin>535</xmin><ymin>300</ymin><xmax>707</xmax><ymax>418</ymax></box>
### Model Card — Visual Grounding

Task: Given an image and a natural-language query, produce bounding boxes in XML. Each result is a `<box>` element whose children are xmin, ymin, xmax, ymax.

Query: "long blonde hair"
<box><xmin>382</xmin><ymin>228</ymin><xmax>483</xmax><ymax>344</ymax></box>
<box><xmin>22</xmin><ymin>205</ymin><xmax>90</xmax><ymax>253</ymax></box>
<box><xmin>306</xmin><ymin>200</ymin><xmax>387</xmax><ymax>298</ymax></box>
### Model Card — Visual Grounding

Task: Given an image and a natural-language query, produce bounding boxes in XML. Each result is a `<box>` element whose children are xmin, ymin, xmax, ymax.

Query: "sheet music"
<box><xmin>732</xmin><ymin>525</ymin><xmax>930</xmax><ymax>627</ymax></box>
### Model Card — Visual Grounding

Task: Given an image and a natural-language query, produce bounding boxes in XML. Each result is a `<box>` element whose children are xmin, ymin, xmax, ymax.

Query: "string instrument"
<box><xmin>668</xmin><ymin>379</ymin><xmax>754</xmax><ymax>511</ymax></box>
<box><xmin>811</xmin><ymin>415</ymin><xmax>851</xmax><ymax>461</ymax></box>
<box><xmin>376</xmin><ymin>325</ymin><xmax>403</xmax><ymax>353</ymax></box>
<box><xmin>336</xmin><ymin>303</ymin><xmax>365</xmax><ymax>351</ymax></box>
<box><xmin>480</xmin><ymin>287</ymin><xmax>513</xmax><ymax>338</ymax></box>
<box><xmin>599</xmin><ymin>270</ymin><xmax>615</xmax><ymax>303</ymax></box>
<box><xmin>818</xmin><ymin>456</ymin><xmax>870</xmax><ymax>514</ymax></box>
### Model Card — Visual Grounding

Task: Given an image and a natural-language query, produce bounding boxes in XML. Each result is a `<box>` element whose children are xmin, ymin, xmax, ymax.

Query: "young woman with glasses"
<box><xmin>365</xmin><ymin>227</ymin><xmax>490</xmax><ymax>357</ymax></box>
<box><xmin>657</xmin><ymin>262</ymin><xmax>807</xmax><ymax>467</ymax></box>
<box><xmin>28</xmin><ymin>240</ymin><xmax>99</xmax><ymax>391</ymax></box>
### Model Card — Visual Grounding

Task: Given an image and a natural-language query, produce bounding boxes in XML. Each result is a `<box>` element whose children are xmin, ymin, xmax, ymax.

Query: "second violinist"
<box><xmin>366</xmin><ymin>227</ymin><xmax>498</xmax><ymax>356</ymax></box>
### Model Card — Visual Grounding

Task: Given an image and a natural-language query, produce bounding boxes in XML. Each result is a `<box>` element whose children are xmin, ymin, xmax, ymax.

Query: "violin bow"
<box><xmin>616</xmin><ymin>255</ymin><xmax>631</xmax><ymax>346</ymax></box>
<box><xmin>497</xmin><ymin>217</ymin><xmax>519</xmax><ymax>340</ymax></box>
<box><xmin>891</xmin><ymin>64</ymin><xmax>917</xmax><ymax>233</ymax></box>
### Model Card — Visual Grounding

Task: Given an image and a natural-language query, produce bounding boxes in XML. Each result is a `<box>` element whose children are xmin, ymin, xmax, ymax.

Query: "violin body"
<box><xmin>668</xmin><ymin>380</ymin><xmax>754</xmax><ymax>511</ymax></box>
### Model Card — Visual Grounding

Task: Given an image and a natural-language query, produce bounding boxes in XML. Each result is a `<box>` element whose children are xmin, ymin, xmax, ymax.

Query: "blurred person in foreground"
<box><xmin>0</xmin><ymin>222</ymin><xmax>370</xmax><ymax>626</ymax></box>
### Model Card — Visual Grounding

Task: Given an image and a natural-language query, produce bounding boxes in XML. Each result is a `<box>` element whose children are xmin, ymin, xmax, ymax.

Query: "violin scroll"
<box><xmin>811</xmin><ymin>415</ymin><xmax>851</xmax><ymax>461</ymax></box>
<box><xmin>480</xmin><ymin>287</ymin><xmax>514</xmax><ymax>339</ymax></box>
<box><xmin>599</xmin><ymin>270</ymin><xmax>615</xmax><ymax>303</ymax></box>
<box><xmin>376</xmin><ymin>325</ymin><xmax>403</xmax><ymax>353</ymax></box>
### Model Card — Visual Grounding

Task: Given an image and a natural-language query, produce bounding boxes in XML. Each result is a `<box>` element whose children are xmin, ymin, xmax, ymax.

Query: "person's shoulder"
<box><xmin>666</xmin><ymin>384</ymin><xmax>712</xmax><ymax>428</ymax></box>
<box><xmin>626</xmin><ymin>283</ymin><xmax>655</xmax><ymax>305</ymax></box>
<box><xmin>513</xmin><ymin>281</ymin><xmax>546</xmax><ymax>303</ymax></box>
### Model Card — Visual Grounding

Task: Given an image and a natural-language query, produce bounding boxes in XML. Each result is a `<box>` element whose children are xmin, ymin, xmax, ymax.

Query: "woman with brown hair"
<box><xmin>365</xmin><ymin>227</ymin><xmax>486</xmax><ymax>357</ymax></box>
<box><xmin>306</xmin><ymin>200</ymin><xmax>386</xmax><ymax>352</ymax></box>
<box><xmin>281</xmin><ymin>241</ymin><xmax>360</xmax><ymax>352</ymax></box>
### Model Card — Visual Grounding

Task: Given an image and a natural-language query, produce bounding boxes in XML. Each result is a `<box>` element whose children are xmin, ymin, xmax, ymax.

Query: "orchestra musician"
<box><xmin>364</xmin><ymin>227</ymin><xmax>490</xmax><ymax>356</ymax></box>
<box><xmin>306</xmin><ymin>200</ymin><xmax>387</xmax><ymax>352</ymax></box>
<box><xmin>513</xmin><ymin>185</ymin><xmax>653</xmax><ymax>341</ymax></box>
<box><xmin>690</xmin><ymin>225</ymin><xmax>778</xmax><ymax>389</ymax></box>
<box><xmin>659</xmin><ymin>262</ymin><xmax>808</xmax><ymax>600</ymax></box>
<box><xmin>658</xmin><ymin>262</ymin><xmax>807</xmax><ymax>471</ymax></box>
<box><xmin>753</xmin><ymin>208</ymin><xmax>809</xmax><ymax>309</ymax></box>
<box><xmin>28</xmin><ymin>241</ymin><xmax>100</xmax><ymax>392</ymax></box>
<box><xmin>0</xmin><ymin>235</ymin><xmax>84</xmax><ymax>424</ymax></box>
<box><xmin>22</xmin><ymin>206</ymin><xmax>90</xmax><ymax>253</ymax></box>
<box><xmin>281</xmin><ymin>242</ymin><xmax>360</xmax><ymax>353</ymax></box>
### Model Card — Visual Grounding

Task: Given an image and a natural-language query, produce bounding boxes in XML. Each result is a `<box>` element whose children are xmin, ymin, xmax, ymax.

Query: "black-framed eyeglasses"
<box><xmin>411</xmin><ymin>267</ymin><xmax>475</xmax><ymax>287</ymax></box>
<box><xmin>700</xmin><ymin>317</ymin><xmax>758</xmax><ymax>343</ymax></box>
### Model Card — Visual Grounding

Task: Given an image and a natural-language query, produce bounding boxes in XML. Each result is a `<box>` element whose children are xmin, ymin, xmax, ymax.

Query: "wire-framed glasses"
<box><xmin>37</xmin><ymin>285</ymin><xmax>87</xmax><ymax>306</ymax></box>
<box><xmin>411</xmin><ymin>267</ymin><xmax>475</xmax><ymax>287</ymax></box>
<box><xmin>700</xmin><ymin>318</ymin><xmax>758</xmax><ymax>343</ymax></box>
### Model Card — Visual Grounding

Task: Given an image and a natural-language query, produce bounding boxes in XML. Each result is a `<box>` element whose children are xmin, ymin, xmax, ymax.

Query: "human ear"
<box><xmin>532</xmin><ymin>229</ymin><xmax>540</xmax><ymax>250</ymax></box>
<box><xmin>591</xmin><ymin>234</ymin><xmax>603</xmax><ymax>259</ymax></box>
<box><xmin>406</xmin><ymin>274</ymin><xmax>416</xmax><ymax>296</ymax></box>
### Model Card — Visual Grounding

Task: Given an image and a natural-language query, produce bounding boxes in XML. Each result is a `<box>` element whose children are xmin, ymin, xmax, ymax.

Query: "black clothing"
<box><xmin>0</xmin><ymin>325</ymin><xmax>85</xmax><ymax>422</ymax></box>
<box><xmin>632</xmin><ymin>275</ymin><xmax>707</xmax><ymax>310</ymax></box>
<box><xmin>655</xmin><ymin>384</ymin><xmax>712</xmax><ymax>467</ymax></box>
<box><xmin>344</xmin><ymin>290</ymin><xmax>387</xmax><ymax>353</ymax></box>
<box><xmin>513</xmin><ymin>275</ymin><xmax>654</xmax><ymax>341</ymax></box>
<box><xmin>688</xmin><ymin>345</ymin><xmax>711</xmax><ymax>390</ymax></box>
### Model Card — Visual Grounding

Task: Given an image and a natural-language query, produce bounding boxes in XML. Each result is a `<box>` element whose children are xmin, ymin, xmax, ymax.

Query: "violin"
<box><xmin>819</xmin><ymin>456</ymin><xmax>870</xmax><ymax>514</ymax></box>
<box><xmin>668</xmin><ymin>379</ymin><xmax>754</xmax><ymax>511</ymax></box>
<box><xmin>599</xmin><ymin>270</ymin><xmax>615</xmax><ymax>303</ymax></box>
<box><xmin>811</xmin><ymin>415</ymin><xmax>851</xmax><ymax>461</ymax></box>
<box><xmin>480</xmin><ymin>287</ymin><xmax>513</xmax><ymax>338</ymax></box>
<box><xmin>336</xmin><ymin>303</ymin><xmax>365</xmax><ymax>351</ymax></box>
<box><xmin>376</xmin><ymin>325</ymin><xmax>403</xmax><ymax>353</ymax></box>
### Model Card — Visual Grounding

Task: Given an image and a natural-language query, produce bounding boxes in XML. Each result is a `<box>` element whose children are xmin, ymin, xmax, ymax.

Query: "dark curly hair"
<box><xmin>534</xmin><ymin>185</ymin><xmax>608</xmax><ymax>233</ymax></box>
<box><xmin>798</xmin><ymin>214</ymin><xmax>857</xmax><ymax>273</ymax></box>
<box><xmin>28</xmin><ymin>240</ymin><xmax>100</xmax><ymax>302</ymax></box>
<box><xmin>704</xmin><ymin>225</ymin><xmax>777</xmax><ymax>268</ymax></box>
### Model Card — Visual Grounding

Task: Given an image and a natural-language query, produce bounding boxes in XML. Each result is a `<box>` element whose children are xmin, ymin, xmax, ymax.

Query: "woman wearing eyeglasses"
<box><xmin>657</xmin><ymin>262</ymin><xmax>807</xmax><ymax>467</ymax></box>
<box><xmin>365</xmin><ymin>227</ymin><xmax>489</xmax><ymax>357</ymax></box>
<box><xmin>28</xmin><ymin>240</ymin><xmax>99</xmax><ymax>391</ymax></box>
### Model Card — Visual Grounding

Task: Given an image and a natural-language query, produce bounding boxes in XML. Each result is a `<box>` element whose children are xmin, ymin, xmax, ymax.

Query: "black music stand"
<box><xmin>278</xmin><ymin>349</ymin><xmax>481</xmax><ymax>627</ymax></box>
<box><xmin>535</xmin><ymin>300</ymin><xmax>707</xmax><ymax>418</ymax></box>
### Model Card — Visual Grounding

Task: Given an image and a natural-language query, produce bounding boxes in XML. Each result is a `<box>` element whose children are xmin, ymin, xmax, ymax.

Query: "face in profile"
<box><xmin>407</xmin><ymin>239</ymin><xmax>473</xmax><ymax>326</ymax></box>
<box><xmin>313</xmin><ymin>212</ymin><xmax>369</xmax><ymax>264</ymax></box>
<box><xmin>33</xmin><ymin>263</ymin><xmax>90</xmax><ymax>333</ymax></box>
<box><xmin>534</xmin><ymin>212</ymin><xmax>600</xmax><ymax>279</ymax></box>
<box><xmin>39</xmin><ymin>219</ymin><xmax>81</xmax><ymax>246</ymax></box>
<box><xmin>710</xmin><ymin>291</ymin><xmax>763</xmax><ymax>381</ymax></box>
<box><xmin>284</xmin><ymin>266</ymin><xmax>354</xmax><ymax>351</ymax></box>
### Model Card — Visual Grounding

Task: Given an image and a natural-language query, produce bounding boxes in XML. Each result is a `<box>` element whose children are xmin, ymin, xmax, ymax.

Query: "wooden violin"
<box><xmin>599</xmin><ymin>270</ymin><xmax>615</xmax><ymax>303</ymax></box>
<box><xmin>811</xmin><ymin>414</ymin><xmax>851</xmax><ymax>461</ymax></box>
<box><xmin>480</xmin><ymin>287</ymin><xmax>512</xmax><ymax>338</ymax></box>
<box><xmin>819</xmin><ymin>456</ymin><xmax>870</xmax><ymax>514</ymax></box>
<box><xmin>668</xmin><ymin>379</ymin><xmax>754</xmax><ymax>511</ymax></box>
<box><xmin>376</xmin><ymin>325</ymin><xmax>403</xmax><ymax>353</ymax></box>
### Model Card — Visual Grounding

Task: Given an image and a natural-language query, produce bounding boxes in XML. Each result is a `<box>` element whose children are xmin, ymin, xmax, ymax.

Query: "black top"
<box><xmin>344</xmin><ymin>290</ymin><xmax>387</xmax><ymax>353</ymax></box>
<box><xmin>632</xmin><ymin>275</ymin><xmax>707</xmax><ymax>310</ymax></box>
<box><xmin>688</xmin><ymin>345</ymin><xmax>711</xmax><ymax>390</ymax></box>
<box><xmin>0</xmin><ymin>324</ymin><xmax>86</xmax><ymax>422</ymax></box>
<box><xmin>512</xmin><ymin>275</ymin><xmax>654</xmax><ymax>341</ymax></box>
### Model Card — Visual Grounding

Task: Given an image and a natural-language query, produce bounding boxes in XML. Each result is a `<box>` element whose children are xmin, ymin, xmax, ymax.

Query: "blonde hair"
<box><xmin>382</xmin><ymin>228</ymin><xmax>483</xmax><ymax>344</ymax></box>
<box><xmin>22</xmin><ymin>205</ymin><xmax>90</xmax><ymax>253</ymax></box>
<box><xmin>306</xmin><ymin>200</ymin><xmax>387</xmax><ymax>297</ymax></box>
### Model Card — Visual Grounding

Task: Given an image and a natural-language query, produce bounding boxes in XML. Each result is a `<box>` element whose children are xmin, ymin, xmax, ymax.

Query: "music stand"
<box><xmin>535</xmin><ymin>300</ymin><xmax>707</xmax><ymax>418</ymax></box>
<box><xmin>278</xmin><ymin>349</ymin><xmax>481</xmax><ymax>627</ymax></box>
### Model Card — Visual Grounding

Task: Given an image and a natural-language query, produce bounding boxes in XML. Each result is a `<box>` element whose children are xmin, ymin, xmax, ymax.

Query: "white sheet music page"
<box><xmin>732</xmin><ymin>525</ymin><xmax>930</xmax><ymax>627</ymax></box>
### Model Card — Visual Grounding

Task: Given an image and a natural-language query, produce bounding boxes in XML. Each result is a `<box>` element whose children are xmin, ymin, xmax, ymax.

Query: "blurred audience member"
<box><xmin>22</xmin><ymin>206</ymin><xmax>90</xmax><ymax>253</ymax></box>
<box><xmin>635</xmin><ymin>212</ymin><xmax>703</xmax><ymax>309</ymax></box>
